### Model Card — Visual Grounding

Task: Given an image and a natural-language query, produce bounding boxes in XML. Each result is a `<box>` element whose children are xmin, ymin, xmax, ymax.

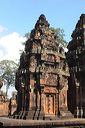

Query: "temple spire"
<box><xmin>35</xmin><ymin>14</ymin><xmax>50</xmax><ymax>29</ymax></box>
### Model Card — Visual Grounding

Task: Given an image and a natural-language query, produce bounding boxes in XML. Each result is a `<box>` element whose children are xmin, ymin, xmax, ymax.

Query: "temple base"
<box><xmin>13</xmin><ymin>109</ymin><xmax>73</xmax><ymax>120</ymax></box>
<box><xmin>13</xmin><ymin>110</ymin><xmax>45</xmax><ymax>120</ymax></box>
<box><xmin>60</xmin><ymin>110</ymin><xmax>74</xmax><ymax>119</ymax></box>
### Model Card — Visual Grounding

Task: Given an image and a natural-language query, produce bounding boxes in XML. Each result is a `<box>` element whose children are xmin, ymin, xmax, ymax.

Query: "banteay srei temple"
<box><xmin>14</xmin><ymin>14</ymin><xmax>71</xmax><ymax>120</ymax></box>
<box><xmin>1</xmin><ymin>14</ymin><xmax>85</xmax><ymax>120</ymax></box>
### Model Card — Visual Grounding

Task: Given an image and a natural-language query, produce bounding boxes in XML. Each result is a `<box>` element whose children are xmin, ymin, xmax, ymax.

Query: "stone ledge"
<box><xmin>0</xmin><ymin>117</ymin><xmax>85</xmax><ymax>127</ymax></box>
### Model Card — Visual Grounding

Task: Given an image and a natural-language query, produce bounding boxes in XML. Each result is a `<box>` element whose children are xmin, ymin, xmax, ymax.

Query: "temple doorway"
<box><xmin>45</xmin><ymin>94</ymin><xmax>55</xmax><ymax>115</ymax></box>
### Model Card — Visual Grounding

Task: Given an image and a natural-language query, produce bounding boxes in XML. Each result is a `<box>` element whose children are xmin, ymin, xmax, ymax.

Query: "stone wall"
<box><xmin>0</xmin><ymin>101</ymin><xmax>9</xmax><ymax>116</ymax></box>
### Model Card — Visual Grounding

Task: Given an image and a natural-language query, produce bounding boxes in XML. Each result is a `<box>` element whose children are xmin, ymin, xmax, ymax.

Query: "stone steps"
<box><xmin>60</xmin><ymin>110</ymin><xmax>74</xmax><ymax>119</ymax></box>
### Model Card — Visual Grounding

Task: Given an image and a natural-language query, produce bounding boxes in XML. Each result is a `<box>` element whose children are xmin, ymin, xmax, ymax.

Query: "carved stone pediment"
<box><xmin>44</xmin><ymin>86</ymin><xmax>57</xmax><ymax>93</ymax></box>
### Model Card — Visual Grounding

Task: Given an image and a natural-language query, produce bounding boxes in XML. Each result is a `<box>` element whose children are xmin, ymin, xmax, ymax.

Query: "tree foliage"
<box><xmin>0</xmin><ymin>60</ymin><xmax>18</xmax><ymax>95</ymax></box>
<box><xmin>50</xmin><ymin>27</ymin><xmax>67</xmax><ymax>47</ymax></box>
<box><xmin>24</xmin><ymin>32</ymin><xmax>30</xmax><ymax>39</ymax></box>
<box><xmin>24</xmin><ymin>28</ymin><xmax>67</xmax><ymax>48</ymax></box>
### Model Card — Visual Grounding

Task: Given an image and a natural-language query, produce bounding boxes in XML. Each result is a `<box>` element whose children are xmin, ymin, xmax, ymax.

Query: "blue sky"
<box><xmin>0</xmin><ymin>0</ymin><xmax>85</xmax><ymax>41</ymax></box>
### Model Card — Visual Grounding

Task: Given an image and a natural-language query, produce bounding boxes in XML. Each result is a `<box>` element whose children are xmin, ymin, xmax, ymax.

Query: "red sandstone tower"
<box><xmin>66</xmin><ymin>14</ymin><xmax>85</xmax><ymax>118</ymax></box>
<box><xmin>14</xmin><ymin>14</ymin><xmax>71</xmax><ymax>119</ymax></box>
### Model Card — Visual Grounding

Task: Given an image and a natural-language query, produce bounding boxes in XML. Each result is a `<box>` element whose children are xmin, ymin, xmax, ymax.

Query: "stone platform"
<box><xmin>0</xmin><ymin>117</ymin><xmax>85</xmax><ymax>127</ymax></box>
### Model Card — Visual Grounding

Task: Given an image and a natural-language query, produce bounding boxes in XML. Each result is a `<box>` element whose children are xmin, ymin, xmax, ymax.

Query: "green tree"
<box><xmin>24</xmin><ymin>28</ymin><xmax>67</xmax><ymax>48</ymax></box>
<box><xmin>0</xmin><ymin>60</ymin><xmax>18</xmax><ymax>96</ymax></box>
<box><xmin>19</xmin><ymin>33</ymin><xmax>29</xmax><ymax>54</ymax></box>
<box><xmin>24</xmin><ymin>32</ymin><xmax>30</xmax><ymax>39</ymax></box>
<box><xmin>50</xmin><ymin>27</ymin><xmax>68</xmax><ymax>47</ymax></box>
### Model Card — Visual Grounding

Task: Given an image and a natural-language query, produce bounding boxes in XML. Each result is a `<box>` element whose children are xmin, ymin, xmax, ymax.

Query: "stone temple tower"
<box><xmin>66</xmin><ymin>14</ymin><xmax>85</xmax><ymax>118</ymax></box>
<box><xmin>14</xmin><ymin>14</ymin><xmax>71</xmax><ymax>120</ymax></box>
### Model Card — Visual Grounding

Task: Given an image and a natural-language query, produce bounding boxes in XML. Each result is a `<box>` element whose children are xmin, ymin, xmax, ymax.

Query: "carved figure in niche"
<box><xmin>30</xmin><ymin>85</ymin><xmax>36</xmax><ymax>109</ymax></box>
<box><xmin>30</xmin><ymin>56</ymin><xmax>37</xmax><ymax>71</ymax></box>
<box><xmin>60</xmin><ymin>92</ymin><xmax>66</xmax><ymax>107</ymax></box>
<box><xmin>62</xmin><ymin>94</ymin><xmax>66</xmax><ymax>104</ymax></box>
<box><xmin>57</xmin><ymin>75</ymin><xmax>64</xmax><ymax>90</ymax></box>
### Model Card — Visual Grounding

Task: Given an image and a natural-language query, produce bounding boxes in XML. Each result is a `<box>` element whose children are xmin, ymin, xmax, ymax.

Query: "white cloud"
<box><xmin>1</xmin><ymin>84</ymin><xmax>17</xmax><ymax>98</ymax></box>
<box><xmin>0</xmin><ymin>32</ymin><xmax>26</xmax><ymax>97</ymax></box>
<box><xmin>0</xmin><ymin>25</ymin><xmax>8</xmax><ymax>33</ymax></box>
<box><xmin>0</xmin><ymin>32</ymin><xmax>26</xmax><ymax>62</ymax></box>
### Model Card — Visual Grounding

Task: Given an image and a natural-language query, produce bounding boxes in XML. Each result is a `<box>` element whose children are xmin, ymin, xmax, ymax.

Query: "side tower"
<box><xmin>15</xmin><ymin>14</ymin><xmax>70</xmax><ymax>120</ymax></box>
<box><xmin>66</xmin><ymin>14</ymin><xmax>85</xmax><ymax>118</ymax></box>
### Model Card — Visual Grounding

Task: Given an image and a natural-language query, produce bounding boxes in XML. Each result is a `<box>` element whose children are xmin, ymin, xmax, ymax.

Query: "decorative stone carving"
<box><xmin>14</xmin><ymin>14</ymin><xmax>70</xmax><ymax>120</ymax></box>
<box><xmin>46</xmin><ymin>74</ymin><xmax>57</xmax><ymax>85</ymax></box>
